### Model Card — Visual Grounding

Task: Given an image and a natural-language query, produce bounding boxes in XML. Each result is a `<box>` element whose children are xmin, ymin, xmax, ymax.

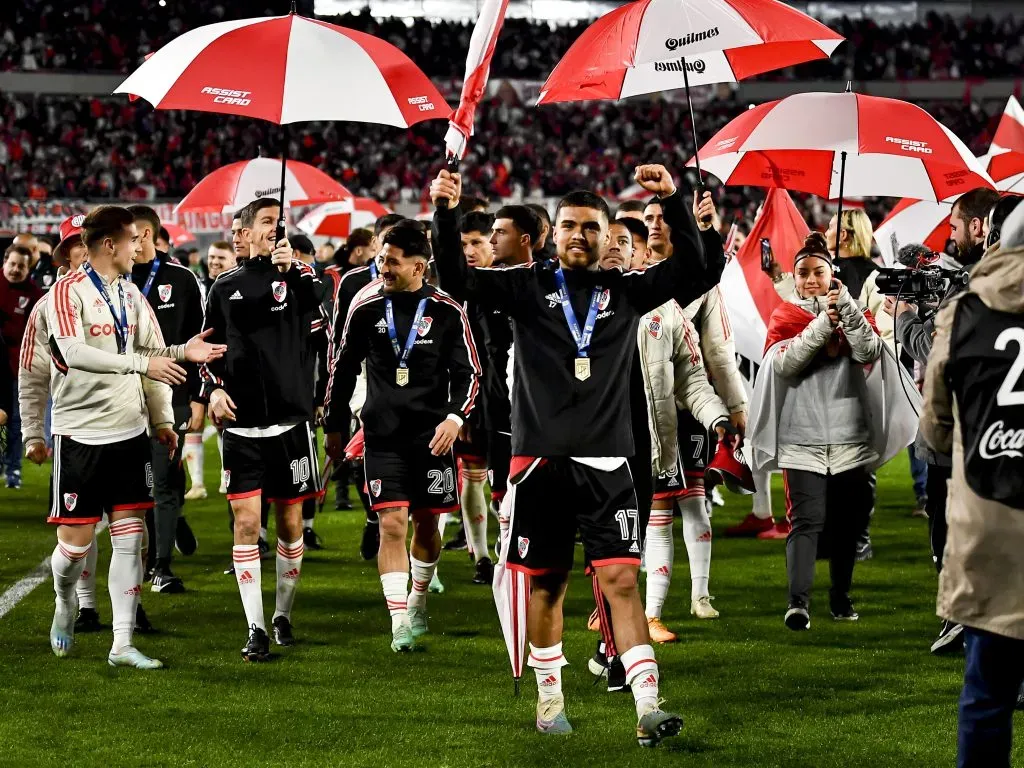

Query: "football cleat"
<box><xmin>473</xmin><ymin>557</ymin><xmax>494</xmax><ymax>585</ymax></box>
<box><xmin>257</xmin><ymin>538</ymin><xmax>271</xmax><ymax>559</ymax></box>
<box><xmin>647</xmin><ymin>616</ymin><xmax>678</xmax><ymax>643</ymax></box>
<box><xmin>691</xmin><ymin>596</ymin><xmax>720</xmax><ymax>620</ymax></box>
<box><xmin>183</xmin><ymin>485</ymin><xmax>207</xmax><ymax>501</ymax></box>
<box><xmin>50</xmin><ymin>605</ymin><xmax>76</xmax><ymax>657</ymax></box>
<box><xmin>150</xmin><ymin>563</ymin><xmax>185</xmax><ymax>594</ymax></box>
<box><xmin>757</xmin><ymin>521</ymin><xmax>792</xmax><ymax>540</ymax></box>
<box><xmin>223</xmin><ymin>562</ymin><xmax>236</xmax><ymax>576</ymax></box>
<box><xmin>636</xmin><ymin>706</ymin><xmax>683</xmax><ymax>748</ymax></box>
<box><xmin>408</xmin><ymin>607</ymin><xmax>429</xmax><ymax>638</ymax></box>
<box><xmin>302</xmin><ymin>527</ymin><xmax>324</xmax><ymax>551</ymax></box>
<box><xmin>272</xmin><ymin>616</ymin><xmax>296</xmax><ymax>647</ymax></box>
<box><xmin>241</xmin><ymin>625</ymin><xmax>271</xmax><ymax>662</ymax></box>
<box><xmin>428</xmin><ymin>571</ymin><xmax>444</xmax><ymax>594</ymax></box>
<box><xmin>108</xmin><ymin>647</ymin><xmax>164</xmax><ymax>669</ymax></box>
<box><xmin>724</xmin><ymin>513</ymin><xmax>775</xmax><ymax>538</ymax></box>
<box><xmin>74</xmin><ymin>607</ymin><xmax>104</xmax><ymax>633</ymax></box>
<box><xmin>390</xmin><ymin>622</ymin><xmax>415</xmax><ymax>653</ymax></box>
<box><xmin>830</xmin><ymin>595</ymin><xmax>859</xmax><ymax>622</ymax></box>
<box><xmin>536</xmin><ymin>696</ymin><xmax>573</xmax><ymax>735</ymax></box>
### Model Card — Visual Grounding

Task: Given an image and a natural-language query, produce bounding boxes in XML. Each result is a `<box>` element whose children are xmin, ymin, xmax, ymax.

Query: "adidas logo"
<box><xmin>696</xmin><ymin>530</ymin><xmax>712</xmax><ymax>543</ymax></box>
<box><xmin>124</xmin><ymin>585</ymin><xmax>141</xmax><ymax>596</ymax></box>
<box><xmin>653</xmin><ymin>565</ymin><xmax>670</xmax><ymax>576</ymax></box>
<box><xmin>667</xmin><ymin>477</ymin><xmax>679</xmax><ymax>487</ymax></box>
<box><xmin>638</xmin><ymin>673</ymin><xmax>658</xmax><ymax>689</ymax></box>
<box><xmin>238</xmin><ymin>570</ymin><xmax>254</xmax><ymax>584</ymax></box>
<box><xmin>375</xmin><ymin>318</ymin><xmax>388</xmax><ymax>331</ymax></box>
<box><xmin>299</xmin><ymin>481</ymin><xmax>309</xmax><ymax>492</ymax></box>
<box><xmin>544</xmin><ymin>291</ymin><xmax>561</xmax><ymax>308</ymax></box>
<box><xmin>80</xmin><ymin>570</ymin><xmax>91</xmax><ymax>580</ymax></box>
<box><xmin>539</xmin><ymin>674</ymin><xmax>559</xmax><ymax>687</ymax></box>
<box><xmin>442</xmin><ymin>492</ymin><xmax>455</xmax><ymax>503</ymax></box>
<box><xmin>229</xmin><ymin>290</ymin><xmax>243</xmax><ymax>300</ymax></box>
<box><xmin>629</xmin><ymin>542</ymin><xmax>640</xmax><ymax>554</ymax></box>
<box><xmin>282</xmin><ymin>568</ymin><xmax>301</xmax><ymax>580</ymax></box>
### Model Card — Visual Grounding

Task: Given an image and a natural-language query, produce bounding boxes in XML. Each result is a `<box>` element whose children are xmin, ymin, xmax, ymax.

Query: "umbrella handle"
<box><xmin>436</xmin><ymin>155</ymin><xmax>460</xmax><ymax>211</ymax></box>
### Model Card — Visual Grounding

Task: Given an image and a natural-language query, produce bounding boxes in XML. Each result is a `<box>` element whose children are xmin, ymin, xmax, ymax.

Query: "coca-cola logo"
<box><xmin>979</xmin><ymin>420</ymin><xmax>1024</xmax><ymax>459</ymax></box>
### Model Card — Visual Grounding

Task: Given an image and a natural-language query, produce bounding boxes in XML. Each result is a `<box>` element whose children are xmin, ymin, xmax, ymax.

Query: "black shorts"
<box><xmin>454</xmin><ymin>421</ymin><xmax>488</xmax><ymax>463</ymax></box>
<box><xmin>653</xmin><ymin>454</ymin><xmax>688</xmax><ymax>500</ymax></box>
<box><xmin>222</xmin><ymin>422</ymin><xmax>322</xmax><ymax>505</ymax></box>
<box><xmin>506</xmin><ymin>458</ymin><xmax>641</xmax><ymax>575</ymax></box>
<box><xmin>677</xmin><ymin>410</ymin><xmax>711</xmax><ymax>488</ymax></box>
<box><xmin>487</xmin><ymin>430</ymin><xmax>512</xmax><ymax>502</ymax></box>
<box><xmin>364</xmin><ymin>438</ymin><xmax>460</xmax><ymax>515</ymax></box>
<box><xmin>48</xmin><ymin>432</ymin><xmax>154</xmax><ymax>525</ymax></box>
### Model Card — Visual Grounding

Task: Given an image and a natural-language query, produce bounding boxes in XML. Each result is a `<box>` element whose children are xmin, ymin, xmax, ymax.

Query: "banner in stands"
<box><xmin>1</xmin><ymin>199</ymin><xmax>238</xmax><ymax>236</ymax></box>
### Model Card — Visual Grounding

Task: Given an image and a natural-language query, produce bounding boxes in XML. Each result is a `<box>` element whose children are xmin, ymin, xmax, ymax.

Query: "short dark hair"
<box><xmin>461</xmin><ymin>194</ymin><xmax>487</xmax><ymax>213</ymax></box>
<box><xmin>614</xmin><ymin>216</ymin><xmax>649</xmax><ymax>244</ymax></box>
<box><xmin>555</xmin><ymin>190</ymin><xmax>611</xmax><ymax>224</ymax></box>
<box><xmin>461</xmin><ymin>211</ymin><xmax>494</xmax><ymax>236</ymax></box>
<box><xmin>494</xmin><ymin>205</ymin><xmax>540</xmax><ymax>245</ymax></box>
<box><xmin>289</xmin><ymin>233</ymin><xmax>315</xmax><ymax>255</ymax></box>
<box><xmin>347</xmin><ymin>229</ymin><xmax>373</xmax><ymax>249</ymax></box>
<box><xmin>232</xmin><ymin>209</ymin><xmax>243</xmax><ymax>222</ymax></box>
<box><xmin>126</xmin><ymin>205</ymin><xmax>161</xmax><ymax>239</ymax></box>
<box><xmin>953</xmin><ymin>187</ymin><xmax>1001</xmax><ymax>225</ymax></box>
<box><xmin>210</xmin><ymin>240</ymin><xmax>232</xmax><ymax>251</ymax></box>
<box><xmin>4</xmin><ymin>243</ymin><xmax>32</xmax><ymax>262</ymax></box>
<box><xmin>82</xmin><ymin>206</ymin><xmax>134</xmax><ymax>251</ymax></box>
<box><xmin>525</xmin><ymin>203</ymin><xmax>551</xmax><ymax>227</ymax></box>
<box><xmin>240</xmin><ymin>197</ymin><xmax>280</xmax><ymax>229</ymax></box>
<box><xmin>616</xmin><ymin>200</ymin><xmax>646</xmax><ymax>216</ymax></box>
<box><xmin>383</xmin><ymin>219</ymin><xmax>431</xmax><ymax>259</ymax></box>
<box><xmin>374</xmin><ymin>213</ymin><xmax>406</xmax><ymax>237</ymax></box>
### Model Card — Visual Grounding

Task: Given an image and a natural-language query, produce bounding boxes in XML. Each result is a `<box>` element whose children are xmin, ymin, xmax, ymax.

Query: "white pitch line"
<box><xmin>0</xmin><ymin>558</ymin><xmax>50</xmax><ymax>620</ymax></box>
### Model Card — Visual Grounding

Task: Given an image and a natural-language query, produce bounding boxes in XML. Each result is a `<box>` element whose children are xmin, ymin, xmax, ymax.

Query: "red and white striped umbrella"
<box><xmin>113</xmin><ymin>13</ymin><xmax>450</xmax><ymax>127</ymax></box>
<box><xmin>979</xmin><ymin>97</ymin><xmax>1024</xmax><ymax>192</ymax></box>
<box><xmin>690</xmin><ymin>91</ymin><xmax>994</xmax><ymax>202</ymax></box>
<box><xmin>175</xmin><ymin>158</ymin><xmax>352</xmax><ymax>215</ymax></box>
<box><xmin>539</xmin><ymin>0</ymin><xmax>843</xmax><ymax>103</ymax></box>
<box><xmin>164</xmin><ymin>222</ymin><xmax>197</xmax><ymax>247</ymax></box>
<box><xmin>875</xmin><ymin>198</ymin><xmax>953</xmax><ymax>268</ymax></box>
<box><xmin>296</xmin><ymin>198</ymin><xmax>389</xmax><ymax>238</ymax></box>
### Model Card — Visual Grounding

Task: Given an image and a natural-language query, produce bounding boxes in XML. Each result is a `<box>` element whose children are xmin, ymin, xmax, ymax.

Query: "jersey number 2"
<box><xmin>427</xmin><ymin>468</ymin><xmax>455</xmax><ymax>494</ymax></box>
<box><xmin>996</xmin><ymin>328</ymin><xmax>1024</xmax><ymax>406</ymax></box>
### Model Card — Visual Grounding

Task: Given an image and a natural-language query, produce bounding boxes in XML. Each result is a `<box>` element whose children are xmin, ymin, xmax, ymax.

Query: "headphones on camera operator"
<box><xmin>985</xmin><ymin>194</ymin><xmax>1024</xmax><ymax>250</ymax></box>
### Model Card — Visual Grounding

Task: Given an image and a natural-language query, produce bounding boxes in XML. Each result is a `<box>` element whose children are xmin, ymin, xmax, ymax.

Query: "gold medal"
<box><xmin>396</xmin><ymin>368</ymin><xmax>410</xmax><ymax>387</ymax></box>
<box><xmin>574</xmin><ymin>357</ymin><xmax>591</xmax><ymax>381</ymax></box>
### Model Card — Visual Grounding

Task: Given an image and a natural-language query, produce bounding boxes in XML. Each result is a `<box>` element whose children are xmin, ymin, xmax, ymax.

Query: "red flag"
<box><xmin>444</xmin><ymin>0</ymin><xmax>510</xmax><ymax>160</ymax></box>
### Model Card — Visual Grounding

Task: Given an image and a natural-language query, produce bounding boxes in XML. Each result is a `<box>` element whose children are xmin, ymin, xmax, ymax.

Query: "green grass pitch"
<box><xmin>0</xmin><ymin>447</ymin><xmax>1017</xmax><ymax>768</ymax></box>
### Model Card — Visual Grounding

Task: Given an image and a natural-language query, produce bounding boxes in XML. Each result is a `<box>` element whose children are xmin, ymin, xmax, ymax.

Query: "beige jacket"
<box><xmin>46</xmin><ymin>268</ymin><xmax>180</xmax><ymax>442</ymax></box>
<box><xmin>681</xmin><ymin>286</ymin><xmax>748</xmax><ymax>414</ymax></box>
<box><xmin>923</xmin><ymin>244</ymin><xmax>1024</xmax><ymax>640</ymax></box>
<box><xmin>637</xmin><ymin>301</ymin><xmax>729</xmax><ymax>475</ymax></box>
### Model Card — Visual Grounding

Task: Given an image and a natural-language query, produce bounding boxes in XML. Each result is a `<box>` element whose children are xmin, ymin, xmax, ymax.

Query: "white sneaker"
<box><xmin>184</xmin><ymin>485</ymin><xmax>207</xmax><ymax>501</ymax></box>
<box><xmin>107</xmin><ymin>647</ymin><xmax>164</xmax><ymax>669</ymax></box>
<box><xmin>690</xmin><ymin>596</ymin><xmax>719</xmax><ymax>619</ymax></box>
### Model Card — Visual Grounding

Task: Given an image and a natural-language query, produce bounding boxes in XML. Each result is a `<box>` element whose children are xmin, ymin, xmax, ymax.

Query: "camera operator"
<box><xmin>883</xmin><ymin>187</ymin><xmax>1000</xmax><ymax>655</ymax></box>
<box><xmin>921</xmin><ymin>196</ymin><xmax>1024</xmax><ymax>768</ymax></box>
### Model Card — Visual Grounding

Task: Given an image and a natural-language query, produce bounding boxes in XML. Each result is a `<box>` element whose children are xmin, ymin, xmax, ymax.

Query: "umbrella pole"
<box><xmin>682</xmin><ymin>59</ymin><xmax>711</xmax><ymax>224</ymax></box>
<box><xmin>437</xmin><ymin>155</ymin><xmax>460</xmax><ymax>211</ymax></box>
<box><xmin>835</xmin><ymin>150</ymin><xmax>847</xmax><ymax>262</ymax></box>
<box><xmin>277</xmin><ymin>123</ymin><xmax>289</xmax><ymax>245</ymax></box>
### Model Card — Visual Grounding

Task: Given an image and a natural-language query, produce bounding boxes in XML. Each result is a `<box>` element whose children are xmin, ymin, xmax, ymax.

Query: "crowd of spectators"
<box><xmin>0</xmin><ymin>88</ymin><xmax>1002</xmax><ymax>228</ymax></box>
<box><xmin>2</xmin><ymin>1</ymin><xmax>1024</xmax><ymax>81</ymax></box>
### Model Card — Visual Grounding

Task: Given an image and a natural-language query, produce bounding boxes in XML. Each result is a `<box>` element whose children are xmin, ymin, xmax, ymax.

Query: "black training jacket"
<box><xmin>324</xmin><ymin>283</ymin><xmax>481</xmax><ymax>447</ymax></box>
<box><xmin>131</xmin><ymin>251</ymin><xmax>204</xmax><ymax>407</ymax></box>
<box><xmin>432</xmin><ymin>188</ymin><xmax>723</xmax><ymax>458</ymax></box>
<box><xmin>200</xmin><ymin>256</ymin><xmax>324</xmax><ymax>428</ymax></box>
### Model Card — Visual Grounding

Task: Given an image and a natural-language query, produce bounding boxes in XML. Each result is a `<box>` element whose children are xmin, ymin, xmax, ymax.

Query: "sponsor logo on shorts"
<box><xmin>272</xmin><ymin>281</ymin><xmax>287</xmax><ymax>303</ymax></box>
<box><xmin>442</xmin><ymin>492</ymin><xmax>455</xmax><ymax>504</ymax></box>
<box><xmin>629</xmin><ymin>542</ymin><xmax>640</xmax><ymax>553</ymax></box>
<box><xmin>517</xmin><ymin>536</ymin><xmax>530</xmax><ymax>558</ymax></box>
<box><xmin>370</xmin><ymin>479</ymin><xmax>382</xmax><ymax>497</ymax></box>
<box><xmin>63</xmin><ymin>492</ymin><xmax>78</xmax><ymax>511</ymax></box>
<box><xmin>223</xmin><ymin>470</ymin><xmax>231</xmax><ymax>488</ymax></box>
<box><xmin>299</xmin><ymin>481</ymin><xmax>309</xmax><ymax>492</ymax></box>
<box><xmin>158</xmin><ymin>284</ymin><xmax>172</xmax><ymax>302</ymax></box>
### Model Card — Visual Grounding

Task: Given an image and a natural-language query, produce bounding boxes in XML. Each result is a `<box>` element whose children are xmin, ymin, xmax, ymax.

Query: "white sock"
<box><xmin>644</xmin><ymin>510</ymin><xmax>674</xmax><ymax>618</ymax></box>
<box><xmin>407</xmin><ymin>557</ymin><xmax>437</xmax><ymax>612</ymax></box>
<box><xmin>108</xmin><ymin>518</ymin><xmax>145</xmax><ymax>653</ymax></box>
<box><xmin>621</xmin><ymin>644</ymin><xmax>660</xmax><ymax>717</ymax></box>
<box><xmin>273</xmin><ymin>537</ymin><xmax>304</xmax><ymax>621</ymax></box>
<box><xmin>303</xmin><ymin>517</ymin><xmax>314</xmax><ymax>532</ymax></box>
<box><xmin>679</xmin><ymin>496</ymin><xmax>712</xmax><ymax>600</ymax></box>
<box><xmin>528</xmin><ymin>642</ymin><xmax>567</xmax><ymax>703</ymax></box>
<box><xmin>52</xmin><ymin>539</ymin><xmax>90</xmax><ymax>615</ymax></box>
<box><xmin>259</xmin><ymin>527</ymin><xmax>268</xmax><ymax>542</ymax></box>
<box><xmin>183</xmin><ymin>433</ymin><xmax>204</xmax><ymax>489</ymax></box>
<box><xmin>752</xmin><ymin>469</ymin><xmax>773</xmax><ymax>520</ymax></box>
<box><xmin>380</xmin><ymin>571</ymin><xmax>409</xmax><ymax>632</ymax></box>
<box><xmin>461</xmin><ymin>469</ymin><xmax>489</xmax><ymax>562</ymax></box>
<box><xmin>74</xmin><ymin>534</ymin><xmax>98</xmax><ymax>610</ymax></box>
<box><xmin>233</xmin><ymin>544</ymin><xmax>265</xmax><ymax>632</ymax></box>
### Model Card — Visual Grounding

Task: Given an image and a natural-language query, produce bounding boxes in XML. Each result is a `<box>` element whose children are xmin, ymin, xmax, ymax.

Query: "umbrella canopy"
<box><xmin>539</xmin><ymin>0</ymin><xmax>843</xmax><ymax>103</ymax></box>
<box><xmin>175</xmin><ymin>157</ymin><xmax>352</xmax><ymax>215</ymax></box>
<box><xmin>983</xmin><ymin>95</ymin><xmax>1024</xmax><ymax>188</ymax></box>
<box><xmin>164</xmin><ymin>222</ymin><xmax>197</xmax><ymax>247</ymax></box>
<box><xmin>690</xmin><ymin>91</ymin><xmax>994</xmax><ymax>202</ymax></box>
<box><xmin>297</xmin><ymin>198</ymin><xmax>389</xmax><ymax>238</ymax></box>
<box><xmin>492</xmin><ymin>493</ymin><xmax>528</xmax><ymax>688</ymax></box>
<box><xmin>114</xmin><ymin>13</ymin><xmax>451</xmax><ymax>127</ymax></box>
<box><xmin>875</xmin><ymin>198</ymin><xmax>953</xmax><ymax>267</ymax></box>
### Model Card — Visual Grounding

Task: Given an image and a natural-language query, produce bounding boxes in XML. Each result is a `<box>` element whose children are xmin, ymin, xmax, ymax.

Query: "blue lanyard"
<box><xmin>385</xmin><ymin>297</ymin><xmax>427</xmax><ymax>369</ymax></box>
<box><xmin>141</xmin><ymin>255</ymin><xmax>162</xmax><ymax>298</ymax></box>
<box><xmin>369</xmin><ymin>261</ymin><xmax>378</xmax><ymax>280</ymax></box>
<box><xmin>83</xmin><ymin>263</ymin><xmax>129</xmax><ymax>354</ymax></box>
<box><xmin>553</xmin><ymin>267</ymin><xmax>602</xmax><ymax>358</ymax></box>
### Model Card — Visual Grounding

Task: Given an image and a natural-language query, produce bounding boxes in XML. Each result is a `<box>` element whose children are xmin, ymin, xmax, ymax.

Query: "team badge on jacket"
<box><xmin>63</xmin><ymin>493</ymin><xmax>78</xmax><ymax>511</ymax></box>
<box><xmin>272</xmin><ymin>281</ymin><xmax>287</xmax><ymax>302</ymax></box>
<box><xmin>648</xmin><ymin>314</ymin><xmax>663</xmax><ymax>339</ymax></box>
<box><xmin>369</xmin><ymin>479</ymin><xmax>382</xmax><ymax>497</ymax></box>
<box><xmin>517</xmin><ymin>536</ymin><xmax>530</xmax><ymax>558</ymax></box>
<box><xmin>417</xmin><ymin>317</ymin><xmax>433</xmax><ymax>337</ymax></box>
<box><xmin>158</xmin><ymin>284</ymin><xmax>172</xmax><ymax>302</ymax></box>
<box><xmin>597</xmin><ymin>288</ymin><xmax>611</xmax><ymax>311</ymax></box>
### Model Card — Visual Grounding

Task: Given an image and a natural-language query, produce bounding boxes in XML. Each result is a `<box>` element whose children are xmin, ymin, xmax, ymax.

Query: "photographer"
<box><xmin>884</xmin><ymin>187</ymin><xmax>1000</xmax><ymax>655</ymax></box>
<box><xmin>922</xmin><ymin>198</ymin><xmax>1024</xmax><ymax>768</ymax></box>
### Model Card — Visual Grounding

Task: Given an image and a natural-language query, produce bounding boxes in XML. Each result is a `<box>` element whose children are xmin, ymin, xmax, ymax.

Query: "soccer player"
<box><xmin>128</xmin><ymin>205</ymin><xmax>205</xmax><ymax>593</ymax></box>
<box><xmin>615</xmin><ymin>200</ymin><xmax>647</xmax><ymax>222</ymax></box>
<box><xmin>324</xmin><ymin>221</ymin><xmax>481</xmax><ymax>651</ymax></box>
<box><xmin>45</xmin><ymin>206</ymin><xmax>224</xmax><ymax>668</ymax></box>
<box><xmin>490</xmin><ymin>206</ymin><xmax>539</xmax><ymax>267</ymax></box>
<box><xmin>430</xmin><ymin>164</ymin><xmax>722</xmax><ymax>746</ymax></box>
<box><xmin>525</xmin><ymin>203</ymin><xmax>553</xmax><ymax>259</ymax></box>
<box><xmin>202</xmin><ymin>198</ymin><xmax>325</xmax><ymax>660</ymax></box>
